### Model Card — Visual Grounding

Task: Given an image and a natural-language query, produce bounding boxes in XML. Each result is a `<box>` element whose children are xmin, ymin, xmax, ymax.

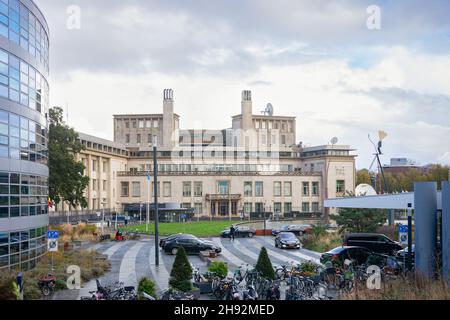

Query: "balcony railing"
<box><xmin>117</xmin><ymin>170</ymin><xmax>322</xmax><ymax>177</ymax></box>
<box><xmin>205</xmin><ymin>194</ymin><xmax>242</xmax><ymax>201</ymax></box>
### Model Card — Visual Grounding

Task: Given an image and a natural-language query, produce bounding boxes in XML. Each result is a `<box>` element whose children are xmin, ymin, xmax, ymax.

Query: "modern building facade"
<box><xmin>0</xmin><ymin>0</ymin><xmax>49</xmax><ymax>271</ymax></box>
<box><xmin>71</xmin><ymin>89</ymin><xmax>356</xmax><ymax>221</ymax></box>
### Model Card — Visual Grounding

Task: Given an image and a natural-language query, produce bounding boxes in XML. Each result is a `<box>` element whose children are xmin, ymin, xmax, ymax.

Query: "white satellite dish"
<box><xmin>330</xmin><ymin>137</ymin><xmax>339</xmax><ymax>145</ymax></box>
<box><xmin>261</xmin><ymin>103</ymin><xmax>274</xmax><ymax>116</ymax></box>
<box><xmin>355</xmin><ymin>184</ymin><xmax>377</xmax><ymax>196</ymax></box>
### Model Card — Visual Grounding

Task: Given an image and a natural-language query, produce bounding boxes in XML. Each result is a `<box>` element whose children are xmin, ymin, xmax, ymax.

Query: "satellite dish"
<box><xmin>266</xmin><ymin>103</ymin><xmax>274</xmax><ymax>116</ymax></box>
<box><xmin>355</xmin><ymin>184</ymin><xmax>377</xmax><ymax>196</ymax></box>
<box><xmin>261</xmin><ymin>103</ymin><xmax>274</xmax><ymax>116</ymax></box>
<box><xmin>330</xmin><ymin>137</ymin><xmax>339</xmax><ymax>145</ymax></box>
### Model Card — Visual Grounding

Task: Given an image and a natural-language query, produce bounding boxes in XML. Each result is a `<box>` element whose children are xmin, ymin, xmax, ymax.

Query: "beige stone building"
<box><xmin>72</xmin><ymin>90</ymin><xmax>356</xmax><ymax>220</ymax></box>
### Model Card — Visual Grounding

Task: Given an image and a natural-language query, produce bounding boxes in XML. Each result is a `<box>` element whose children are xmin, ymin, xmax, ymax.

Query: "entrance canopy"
<box><xmin>324</xmin><ymin>191</ymin><xmax>443</xmax><ymax>210</ymax></box>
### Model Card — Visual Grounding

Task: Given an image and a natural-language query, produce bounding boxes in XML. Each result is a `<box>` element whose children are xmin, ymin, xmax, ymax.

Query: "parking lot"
<box><xmin>51</xmin><ymin>236</ymin><xmax>321</xmax><ymax>300</ymax></box>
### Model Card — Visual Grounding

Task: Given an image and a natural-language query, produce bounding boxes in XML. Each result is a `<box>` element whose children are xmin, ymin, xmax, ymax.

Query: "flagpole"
<box><xmin>146</xmin><ymin>170</ymin><xmax>150</xmax><ymax>232</ymax></box>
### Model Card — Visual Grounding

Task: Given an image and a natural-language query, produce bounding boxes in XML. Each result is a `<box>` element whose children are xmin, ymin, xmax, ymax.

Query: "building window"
<box><xmin>92</xmin><ymin>179</ymin><xmax>97</xmax><ymax>191</ymax></box>
<box><xmin>218</xmin><ymin>181</ymin><xmax>229</xmax><ymax>195</ymax></box>
<box><xmin>163</xmin><ymin>182</ymin><xmax>171</xmax><ymax>197</ymax></box>
<box><xmin>284</xmin><ymin>202</ymin><xmax>292</xmax><ymax>214</ymax></box>
<box><xmin>102</xmin><ymin>161</ymin><xmax>107</xmax><ymax>173</ymax></box>
<box><xmin>312</xmin><ymin>182</ymin><xmax>319</xmax><ymax>196</ymax></box>
<box><xmin>125</xmin><ymin>121</ymin><xmax>129</xmax><ymax>129</ymax></box>
<box><xmin>125</xmin><ymin>134</ymin><xmax>130</xmax><ymax>143</ymax></box>
<box><xmin>92</xmin><ymin>160</ymin><xmax>97</xmax><ymax>172</ymax></box>
<box><xmin>153</xmin><ymin>120</ymin><xmax>158</xmax><ymax>128</ymax></box>
<box><xmin>284</xmin><ymin>182</ymin><xmax>292</xmax><ymax>197</ymax></box>
<box><xmin>302</xmin><ymin>182</ymin><xmax>310</xmax><ymax>196</ymax></box>
<box><xmin>336</xmin><ymin>180</ymin><xmax>345</xmax><ymax>194</ymax></box>
<box><xmin>102</xmin><ymin>180</ymin><xmax>107</xmax><ymax>191</ymax></box>
<box><xmin>312</xmin><ymin>202</ymin><xmax>320</xmax><ymax>212</ymax></box>
<box><xmin>274</xmin><ymin>181</ymin><xmax>282</xmax><ymax>197</ymax></box>
<box><xmin>244</xmin><ymin>202</ymin><xmax>252</xmax><ymax>214</ymax></box>
<box><xmin>255</xmin><ymin>181</ymin><xmax>263</xmax><ymax>197</ymax></box>
<box><xmin>121</xmin><ymin>182</ymin><xmax>129</xmax><ymax>197</ymax></box>
<box><xmin>136</xmin><ymin>134</ymin><xmax>141</xmax><ymax>144</ymax></box>
<box><xmin>281</xmin><ymin>135</ymin><xmax>286</xmax><ymax>145</ymax></box>
<box><xmin>255</xmin><ymin>202</ymin><xmax>264</xmax><ymax>213</ymax></box>
<box><xmin>146</xmin><ymin>120</ymin><xmax>151</xmax><ymax>128</ymax></box>
<box><xmin>194</xmin><ymin>182</ymin><xmax>202</xmax><ymax>197</ymax></box>
<box><xmin>274</xmin><ymin>202</ymin><xmax>282</xmax><ymax>214</ymax></box>
<box><xmin>148</xmin><ymin>134</ymin><xmax>152</xmax><ymax>143</ymax></box>
<box><xmin>182</xmin><ymin>203</ymin><xmax>191</xmax><ymax>209</ymax></box>
<box><xmin>132</xmin><ymin>121</ymin><xmax>136</xmax><ymax>128</ymax></box>
<box><xmin>302</xmin><ymin>202</ymin><xmax>310</xmax><ymax>213</ymax></box>
<box><xmin>132</xmin><ymin>182</ymin><xmax>140</xmax><ymax>197</ymax></box>
<box><xmin>194</xmin><ymin>203</ymin><xmax>202</xmax><ymax>215</ymax></box>
<box><xmin>183</xmin><ymin>181</ymin><xmax>191</xmax><ymax>197</ymax></box>
<box><xmin>244</xmin><ymin>181</ymin><xmax>252</xmax><ymax>197</ymax></box>
<box><xmin>139</xmin><ymin>120</ymin><xmax>144</xmax><ymax>128</ymax></box>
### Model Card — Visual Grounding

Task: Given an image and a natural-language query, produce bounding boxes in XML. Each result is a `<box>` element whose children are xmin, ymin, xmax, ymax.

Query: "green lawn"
<box><xmin>123</xmin><ymin>221</ymin><xmax>235</xmax><ymax>237</ymax></box>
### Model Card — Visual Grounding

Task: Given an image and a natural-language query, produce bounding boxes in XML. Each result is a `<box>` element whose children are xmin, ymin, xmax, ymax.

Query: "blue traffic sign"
<box><xmin>399</xmin><ymin>225</ymin><xmax>408</xmax><ymax>233</ymax></box>
<box><xmin>47</xmin><ymin>230</ymin><xmax>59</xmax><ymax>239</ymax></box>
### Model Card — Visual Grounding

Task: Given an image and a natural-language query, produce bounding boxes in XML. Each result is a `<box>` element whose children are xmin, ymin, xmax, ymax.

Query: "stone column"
<box><xmin>442</xmin><ymin>181</ymin><xmax>450</xmax><ymax>283</ymax></box>
<box><xmin>414</xmin><ymin>182</ymin><xmax>438</xmax><ymax>278</ymax></box>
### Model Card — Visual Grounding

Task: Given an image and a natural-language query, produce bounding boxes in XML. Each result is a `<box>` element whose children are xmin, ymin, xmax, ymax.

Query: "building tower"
<box><xmin>0</xmin><ymin>0</ymin><xmax>50</xmax><ymax>271</ymax></box>
<box><xmin>162</xmin><ymin>89</ymin><xmax>175</xmax><ymax>149</ymax></box>
<box><xmin>241</xmin><ymin>90</ymin><xmax>253</xmax><ymax>130</ymax></box>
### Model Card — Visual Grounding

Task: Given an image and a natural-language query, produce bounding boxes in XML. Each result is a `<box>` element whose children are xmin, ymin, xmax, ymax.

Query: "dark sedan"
<box><xmin>162</xmin><ymin>236</ymin><xmax>221</xmax><ymax>255</ymax></box>
<box><xmin>275</xmin><ymin>232</ymin><xmax>301</xmax><ymax>249</ymax></box>
<box><xmin>159</xmin><ymin>233</ymin><xmax>196</xmax><ymax>248</ymax></box>
<box><xmin>220</xmin><ymin>226</ymin><xmax>256</xmax><ymax>238</ymax></box>
<box><xmin>271</xmin><ymin>224</ymin><xmax>311</xmax><ymax>237</ymax></box>
<box><xmin>320</xmin><ymin>246</ymin><xmax>373</xmax><ymax>266</ymax></box>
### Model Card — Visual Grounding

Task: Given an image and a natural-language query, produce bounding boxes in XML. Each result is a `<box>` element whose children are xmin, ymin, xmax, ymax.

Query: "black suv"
<box><xmin>320</xmin><ymin>246</ymin><xmax>373</xmax><ymax>266</ymax></box>
<box><xmin>343</xmin><ymin>233</ymin><xmax>403</xmax><ymax>255</ymax></box>
<box><xmin>162</xmin><ymin>236</ymin><xmax>221</xmax><ymax>255</ymax></box>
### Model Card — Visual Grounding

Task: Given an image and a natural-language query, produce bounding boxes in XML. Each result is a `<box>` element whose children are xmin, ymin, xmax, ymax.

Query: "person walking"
<box><xmin>229</xmin><ymin>225</ymin><xmax>236</xmax><ymax>242</ymax></box>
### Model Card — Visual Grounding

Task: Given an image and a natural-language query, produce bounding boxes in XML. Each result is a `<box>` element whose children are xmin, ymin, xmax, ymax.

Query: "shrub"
<box><xmin>208</xmin><ymin>261</ymin><xmax>228</xmax><ymax>279</ymax></box>
<box><xmin>255</xmin><ymin>247</ymin><xmax>275</xmax><ymax>280</ymax></box>
<box><xmin>311</xmin><ymin>224</ymin><xmax>327</xmax><ymax>237</ymax></box>
<box><xmin>0</xmin><ymin>272</ymin><xmax>17</xmax><ymax>300</ymax></box>
<box><xmin>137</xmin><ymin>277</ymin><xmax>156</xmax><ymax>300</ymax></box>
<box><xmin>169</xmin><ymin>247</ymin><xmax>193</xmax><ymax>292</ymax></box>
<box><xmin>300</xmin><ymin>261</ymin><xmax>320</xmax><ymax>276</ymax></box>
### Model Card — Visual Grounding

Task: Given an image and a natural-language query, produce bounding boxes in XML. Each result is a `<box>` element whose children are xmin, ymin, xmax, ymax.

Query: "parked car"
<box><xmin>271</xmin><ymin>224</ymin><xmax>312</xmax><ymax>236</ymax></box>
<box><xmin>366</xmin><ymin>253</ymin><xmax>403</xmax><ymax>275</ymax></box>
<box><xmin>274</xmin><ymin>232</ymin><xmax>301</xmax><ymax>249</ymax></box>
<box><xmin>220</xmin><ymin>226</ymin><xmax>256</xmax><ymax>238</ymax></box>
<box><xmin>320</xmin><ymin>246</ymin><xmax>373</xmax><ymax>266</ymax></box>
<box><xmin>162</xmin><ymin>236</ymin><xmax>221</xmax><ymax>255</ymax></box>
<box><xmin>343</xmin><ymin>233</ymin><xmax>403</xmax><ymax>255</ymax></box>
<box><xmin>159</xmin><ymin>233</ymin><xmax>196</xmax><ymax>248</ymax></box>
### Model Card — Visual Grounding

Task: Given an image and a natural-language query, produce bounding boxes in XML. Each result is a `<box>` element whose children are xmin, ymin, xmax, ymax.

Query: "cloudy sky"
<box><xmin>36</xmin><ymin>0</ymin><xmax>450</xmax><ymax>168</ymax></box>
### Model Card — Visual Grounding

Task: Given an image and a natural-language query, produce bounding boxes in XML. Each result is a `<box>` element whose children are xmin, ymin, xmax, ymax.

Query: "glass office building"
<box><xmin>0</xmin><ymin>0</ymin><xmax>49</xmax><ymax>271</ymax></box>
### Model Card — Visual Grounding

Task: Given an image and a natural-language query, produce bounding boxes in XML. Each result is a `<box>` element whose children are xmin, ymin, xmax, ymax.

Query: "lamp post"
<box><xmin>407</xmin><ymin>203</ymin><xmax>413</xmax><ymax>271</ymax></box>
<box><xmin>153</xmin><ymin>138</ymin><xmax>159</xmax><ymax>266</ymax></box>
<box><xmin>101</xmin><ymin>201</ymin><xmax>107</xmax><ymax>235</ymax></box>
<box><xmin>139</xmin><ymin>200</ymin><xmax>143</xmax><ymax>226</ymax></box>
<box><xmin>263</xmin><ymin>202</ymin><xmax>267</xmax><ymax>236</ymax></box>
<box><xmin>115</xmin><ymin>201</ymin><xmax>120</xmax><ymax>230</ymax></box>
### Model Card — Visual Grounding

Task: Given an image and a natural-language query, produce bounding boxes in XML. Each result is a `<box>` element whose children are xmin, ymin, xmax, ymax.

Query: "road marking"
<box><xmin>118</xmin><ymin>242</ymin><xmax>147</xmax><ymax>287</ymax></box>
<box><xmin>102</xmin><ymin>242</ymin><xmax>126</xmax><ymax>258</ymax></box>
<box><xmin>234</xmin><ymin>239</ymin><xmax>259</xmax><ymax>261</ymax></box>
<box><xmin>212</xmin><ymin>238</ymin><xmax>246</xmax><ymax>268</ymax></box>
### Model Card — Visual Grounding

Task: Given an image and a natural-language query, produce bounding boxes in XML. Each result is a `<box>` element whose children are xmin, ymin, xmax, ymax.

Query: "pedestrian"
<box><xmin>107</xmin><ymin>220</ymin><xmax>110</xmax><ymax>228</ymax></box>
<box><xmin>229</xmin><ymin>225</ymin><xmax>235</xmax><ymax>242</ymax></box>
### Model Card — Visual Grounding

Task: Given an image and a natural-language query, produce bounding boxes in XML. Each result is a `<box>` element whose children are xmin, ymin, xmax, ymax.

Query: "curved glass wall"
<box><xmin>0</xmin><ymin>0</ymin><xmax>49</xmax><ymax>271</ymax></box>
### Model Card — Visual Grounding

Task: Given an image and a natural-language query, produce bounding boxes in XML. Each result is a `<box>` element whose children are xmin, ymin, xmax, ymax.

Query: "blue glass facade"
<box><xmin>0</xmin><ymin>0</ymin><xmax>49</xmax><ymax>271</ymax></box>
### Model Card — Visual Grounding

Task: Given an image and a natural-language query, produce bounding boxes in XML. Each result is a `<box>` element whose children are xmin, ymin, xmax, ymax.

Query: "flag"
<box><xmin>147</xmin><ymin>171</ymin><xmax>151</xmax><ymax>182</ymax></box>
<box><xmin>48</xmin><ymin>197</ymin><xmax>53</xmax><ymax>208</ymax></box>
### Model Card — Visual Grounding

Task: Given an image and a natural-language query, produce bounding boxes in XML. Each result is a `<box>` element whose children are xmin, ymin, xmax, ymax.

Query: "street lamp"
<box><xmin>139</xmin><ymin>200</ymin><xmax>143</xmax><ymax>225</ymax></box>
<box><xmin>152</xmin><ymin>137</ymin><xmax>159</xmax><ymax>267</ymax></box>
<box><xmin>115</xmin><ymin>201</ymin><xmax>120</xmax><ymax>230</ymax></box>
<box><xmin>101</xmin><ymin>201</ymin><xmax>107</xmax><ymax>235</ymax></box>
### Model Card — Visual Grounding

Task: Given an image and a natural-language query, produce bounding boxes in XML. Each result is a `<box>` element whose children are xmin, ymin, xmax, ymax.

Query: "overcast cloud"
<box><xmin>36</xmin><ymin>0</ymin><xmax>450</xmax><ymax>168</ymax></box>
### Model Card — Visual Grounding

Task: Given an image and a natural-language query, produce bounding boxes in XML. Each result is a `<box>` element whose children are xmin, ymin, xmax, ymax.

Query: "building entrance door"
<box><xmin>219</xmin><ymin>201</ymin><xmax>228</xmax><ymax>216</ymax></box>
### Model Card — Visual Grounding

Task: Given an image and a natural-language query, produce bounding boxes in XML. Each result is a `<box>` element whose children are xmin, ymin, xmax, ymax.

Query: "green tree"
<box><xmin>48</xmin><ymin>107</ymin><xmax>89</xmax><ymax>211</ymax></box>
<box><xmin>169</xmin><ymin>246</ymin><xmax>193</xmax><ymax>292</ymax></box>
<box><xmin>331</xmin><ymin>207</ymin><xmax>387</xmax><ymax>233</ymax></box>
<box><xmin>255</xmin><ymin>247</ymin><xmax>275</xmax><ymax>280</ymax></box>
<box><xmin>356</xmin><ymin>169</ymin><xmax>372</xmax><ymax>186</ymax></box>
<box><xmin>137</xmin><ymin>277</ymin><xmax>156</xmax><ymax>300</ymax></box>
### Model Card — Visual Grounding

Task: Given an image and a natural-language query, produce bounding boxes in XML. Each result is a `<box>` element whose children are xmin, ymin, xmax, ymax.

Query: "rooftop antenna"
<box><xmin>368</xmin><ymin>130</ymin><xmax>388</xmax><ymax>194</ymax></box>
<box><xmin>261</xmin><ymin>103</ymin><xmax>274</xmax><ymax>116</ymax></box>
<box><xmin>330</xmin><ymin>137</ymin><xmax>338</xmax><ymax>146</ymax></box>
